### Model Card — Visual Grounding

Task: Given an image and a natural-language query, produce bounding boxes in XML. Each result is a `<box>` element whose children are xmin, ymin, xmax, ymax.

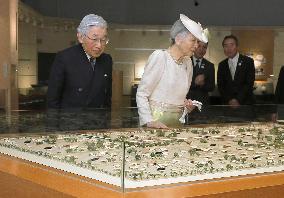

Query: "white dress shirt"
<box><xmin>228</xmin><ymin>53</ymin><xmax>239</xmax><ymax>80</ymax></box>
<box><xmin>193</xmin><ymin>56</ymin><xmax>203</xmax><ymax>68</ymax></box>
<box><xmin>136</xmin><ymin>50</ymin><xmax>193</xmax><ymax>126</ymax></box>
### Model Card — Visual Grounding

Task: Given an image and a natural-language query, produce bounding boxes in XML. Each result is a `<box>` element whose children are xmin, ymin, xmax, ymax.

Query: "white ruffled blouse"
<box><xmin>136</xmin><ymin>49</ymin><xmax>193</xmax><ymax>126</ymax></box>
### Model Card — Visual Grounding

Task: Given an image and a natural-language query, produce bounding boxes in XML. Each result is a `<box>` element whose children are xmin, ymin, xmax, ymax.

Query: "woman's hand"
<box><xmin>146</xmin><ymin>121</ymin><xmax>168</xmax><ymax>129</ymax></box>
<box><xmin>184</xmin><ymin>99</ymin><xmax>196</xmax><ymax>112</ymax></box>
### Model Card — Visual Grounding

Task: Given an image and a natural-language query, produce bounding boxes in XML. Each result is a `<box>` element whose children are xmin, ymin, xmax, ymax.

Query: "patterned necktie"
<box><xmin>195</xmin><ymin>59</ymin><xmax>200</xmax><ymax>68</ymax></box>
<box><xmin>89</xmin><ymin>57</ymin><xmax>96</xmax><ymax>71</ymax></box>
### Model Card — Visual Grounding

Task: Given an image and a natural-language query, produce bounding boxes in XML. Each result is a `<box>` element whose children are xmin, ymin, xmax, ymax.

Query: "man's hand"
<box><xmin>228</xmin><ymin>98</ymin><xmax>240</xmax><ymax>108</ymax></box>
<box><xmin>147</xmin><ymin>121</ymin><xmax>168</xmax><ymax>129</ymax></box>
<box><xmin>195</xmin><ymin>74</ymin><xmax>205</xmax><ymax>86</ymax></box>
<box><xmin>271</xmin><ymin>113</ymin><xmax>277</xmax><ymax>123</ymax></box>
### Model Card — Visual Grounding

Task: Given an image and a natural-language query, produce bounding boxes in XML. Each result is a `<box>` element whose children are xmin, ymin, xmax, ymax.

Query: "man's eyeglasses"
<box><xmin>85</xmin><ymin>35</ymin><xmax>109</xmax><ymax>45</ymax></box>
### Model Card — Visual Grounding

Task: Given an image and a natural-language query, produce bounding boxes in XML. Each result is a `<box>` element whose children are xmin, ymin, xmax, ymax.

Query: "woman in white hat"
<box><xmin>136</xmin><ymin>14</ymin><xmax>208</xmax><ymax>129</ymax></box>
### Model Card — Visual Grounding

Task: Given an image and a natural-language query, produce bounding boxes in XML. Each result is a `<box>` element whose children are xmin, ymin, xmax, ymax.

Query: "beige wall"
<box><xmin>274</xmin><ymin>30</ymin><xmax>284</xmax><ymax>82</ymax></box>
<box><xmin>108</xmin><ymin>26</ymin><xmax>170</xmax><ymax>95</ymax></box>
<box><xmin>18</xmin><ymin>22</ymin><xmax>77</xmax><ymax>89</ymax></box>
<box><xmin>37</xmin><ymin>26</ymin><xmax>77</xmax><ymax>53</ymax></box>
<box><xmin>18</xmin><ymin>22</ymin><xmax>37</xmax><ymax>89</ymax></box>
<box><xmin>0</xmin><ymin>0</ymin><xmax>12</xmax><ymax>89</ymax></box>
<box><xmin>18</xmin><ymin>3</ymin><xmax>284</xmax><ymax>97</ymax></box>
<box><xmin>233</xmin><ymin>29</ymin><xmax>274</xmax><ymax>81</ymax></box>
<box><xmin>0</xmin><ymin>0</ymin><xmax>18</xmax><ymax>110</ymax></box>
<box><xmin>20</xmin><ymin>23</ymin><xmax>284</xmax><ymax>95</ymax></box>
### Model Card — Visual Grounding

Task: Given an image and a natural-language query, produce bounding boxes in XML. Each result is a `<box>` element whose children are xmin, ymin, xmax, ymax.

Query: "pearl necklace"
<box><xmin>167</xmin><ymin>48</ymin><xmax>184</xmax><ymax>65</ymax></box>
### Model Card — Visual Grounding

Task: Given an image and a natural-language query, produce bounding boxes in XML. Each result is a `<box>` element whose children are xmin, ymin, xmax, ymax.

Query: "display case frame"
<box><xmin>0</xmin><ymin>105</ymin><xmax>283</xmax><ymax>197</ymax></box>
<box><xmin>1</xmin><ymin>124</ymin><xmax>284</xmax><ymax>197</ymax></box>
<box><xmin>1</xmin><ymin>151</ymin><xmax>284</xmax><ymax>198</ymax></box>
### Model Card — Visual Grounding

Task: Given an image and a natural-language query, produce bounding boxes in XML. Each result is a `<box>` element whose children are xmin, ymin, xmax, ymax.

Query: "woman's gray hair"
<box><xmin>77</xmin><ymin>14</ymin><xmax>108</xmax><ymax>35</ymax></box>
<box><xmin>170</xmin><ymin>19</ymin><xmax>189</xmax><ymax>44</ymax></box>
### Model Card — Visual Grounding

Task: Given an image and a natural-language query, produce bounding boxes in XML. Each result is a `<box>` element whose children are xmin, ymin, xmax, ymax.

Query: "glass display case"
<box><xmin>1</xmin><ymin>104</ymin><xmax>284</xmax><ymax>197</ymax></box>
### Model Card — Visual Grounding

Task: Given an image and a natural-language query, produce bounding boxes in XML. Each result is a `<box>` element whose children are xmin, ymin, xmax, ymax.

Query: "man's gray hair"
<box><xmin>77</xmin><ymin>14</ymin><xmax>108</xmax><ymax>35</ymax></box>
<box><xmin>170</xmin><ymin>19</ymin><xmax>189</xmax><ymax>42</ymax></box>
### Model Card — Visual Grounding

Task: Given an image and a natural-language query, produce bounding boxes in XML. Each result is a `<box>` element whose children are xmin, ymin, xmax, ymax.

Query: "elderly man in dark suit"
<box><xmin>47</xmin><ymin>14</ymin><xmax>112</xmax><ymax>109</ymax></box>
<box><xmin>217</xmin><ymin>35</ymin><xmax>255</xmax><ymax>107</ymax></box>
<box><xmin>46</xmin><ymin>14</ymin><xmax>112</xmax><ymax>130</ymax></box>
<box><xmin>187</xmin><ymin>41</ymin><xmax>215</xmax><ymax>105</ymax></box>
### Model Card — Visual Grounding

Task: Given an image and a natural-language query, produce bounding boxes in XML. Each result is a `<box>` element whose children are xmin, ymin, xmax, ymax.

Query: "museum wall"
<box><xmin>18</xmin><ymin>22</ymin><xmax>37</xmax><ymax>93</ymax></box>
<box><xmin>21</xmin><ymin>0</ymin><xmax>284</xmax><ymax>27</ymax></box>
<box><xmin>274</xmin><ymin>30</ymin><xmax>284</xmax><ymax>81</ymax></box>
<box><xmin>0</xmin><ymin>0</ymin><xmax>18</xmax><ymax>110</ymax></box>
<box><xmin>18</xmin><ymin>2</ymin><xmax>284</xmax><ymax>98</ymax></box>
<box><xmin>232</xmin><ymin>29</ymin><xmax>274</xmax><ymax>81</ymax></box>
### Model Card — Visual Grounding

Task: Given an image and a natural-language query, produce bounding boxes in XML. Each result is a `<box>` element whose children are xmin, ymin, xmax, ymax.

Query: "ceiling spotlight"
<box><xmin>194</xmin><ymin>0</ymin><xmax>199</xmax><ymax>7</ymax></box>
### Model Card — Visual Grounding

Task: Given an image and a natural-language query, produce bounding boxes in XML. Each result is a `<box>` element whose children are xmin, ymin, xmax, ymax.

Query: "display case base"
<box><xmin>1</xmin><ymin>154</ymin><xmax>284</xmax><ymax>198</ymax></box>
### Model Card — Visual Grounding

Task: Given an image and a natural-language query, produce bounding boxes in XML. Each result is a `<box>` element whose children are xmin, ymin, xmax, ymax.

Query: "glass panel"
<box><xmin>123</xmin><ymin>116</ymin><xmax>284</xmax><ymax>191</ymax></box>
<box><xmin>0</xmin><ymin>104</ymin><xmax>283</xmax><ymax>192</ymax></box>
<box><xmin>0</xmin><ymin>126</ymin><xmax>125</xmax><ymax>191</ymax></box>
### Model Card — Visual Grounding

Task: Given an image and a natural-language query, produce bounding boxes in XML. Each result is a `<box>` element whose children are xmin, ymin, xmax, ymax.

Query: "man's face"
<box><xmin>194</xmin><ymin>41</ymin><xmax>208</xmax><ymax>59</ymax></box>
<box><xmin>77</xmin><ymin>26</ymin><xmax>108</xmax><ymax>58</ymax></box>
<box><xmin>223</xmin><ymin>38</ymin><xmax>238</xmax><ymax>58</ymax></box>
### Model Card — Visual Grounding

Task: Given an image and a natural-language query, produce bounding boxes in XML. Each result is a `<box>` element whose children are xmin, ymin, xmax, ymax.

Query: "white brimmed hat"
<box><xmin>179</xmin><ymin>14</ymin><xmax>208</xmax><ymax>43</ymax></box>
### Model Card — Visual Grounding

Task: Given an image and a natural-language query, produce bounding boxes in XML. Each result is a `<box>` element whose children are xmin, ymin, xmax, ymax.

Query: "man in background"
<box><xmin>217</xmin><ymin>35</ymin><xmax>255</xmax><ymax>122</ymax></box>
<box><xmin>187</xmin><ymin>41</ymin><xmax>215</xmax><ymax>105</ymax></box>
<box><xmin>217</xmin><ymin>35</ymin><xmax>255</xmax><ymax>107</ymax></box>
<box><xmin>273</xmin><ymin>66</ymin><xmax>284</xmax><ymax>121</ymax></box>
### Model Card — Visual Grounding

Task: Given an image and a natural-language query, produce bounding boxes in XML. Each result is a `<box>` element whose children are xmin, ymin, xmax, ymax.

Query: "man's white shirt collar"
<box><xmin>83</xmin><ymin>50</ymin><xmax>96</xmax><ymax>62</ymax></box>
<box><xmin>228</xmin><ymin>53</ymin><xmax>239</xmax><ymax>67</ymax></box>
<box><xmin>193</xmin><ymin>56</ymin><xmax>203</xmax><ymax>66</ymax></box>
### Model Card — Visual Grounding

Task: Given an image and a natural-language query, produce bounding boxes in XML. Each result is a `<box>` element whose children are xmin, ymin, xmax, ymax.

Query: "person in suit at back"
<box><xmin>46</xmin><ymin>14</ymin><xmax>112</xmax><ymax>130</ymax></box>
<box><xmin>47</xmin><ymin>14</ymin><xmax>112</xmax><ymax>109</ymax></box>
<box><xmin>187</xmin><ymin>41</ymin><xmax>215</xmax><ymax>105</ymax></box>
<box><xmin>275</xmin><ymin>66</ymin><xmax>284</xmax><ymax>104</ymax></box>
<box><xmin>217</xmin><ymin>35</ymin><xmax>255</xmax><ymax>108</ymax></box>
<box><xmin>272</xmin><ymin>66</ymin><xmax>284</xmax><ymax>121</ymax></box>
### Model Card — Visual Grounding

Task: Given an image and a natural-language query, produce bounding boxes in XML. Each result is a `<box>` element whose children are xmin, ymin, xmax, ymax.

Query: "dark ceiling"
<box><xmin>21</xmin><ymin>0</ymin><xmax>284</xmax><ymax>26</ymax></box>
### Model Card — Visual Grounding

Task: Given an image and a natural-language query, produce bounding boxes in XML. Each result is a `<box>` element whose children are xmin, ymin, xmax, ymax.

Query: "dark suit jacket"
<box><xmin>47</xmin><ymin>44</ymin><xmax>112</xmax><ymax>109</ymax></box>
<box><xmin>217</xmin><ymin>54</ymin><xmax>255</xmax><ymax>105</ymax></box>
<box><xmin>187</xmin><ymin>57</ymin><xmax>215</xmax><ymax>105</ymax></box>
<box><xmin>275</xmin><ymin>66</ymin><xmax>284</xmax><ymax>104</ymax></box>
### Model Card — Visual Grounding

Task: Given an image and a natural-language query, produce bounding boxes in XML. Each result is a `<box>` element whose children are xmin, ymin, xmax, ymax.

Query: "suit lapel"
<box><xmin>224</xmin><ymin>58</ymin><xmax>233</xmax><ymax>81</ymax></box>
<box><xmin>200</xmin><ymin>59</ymin><xmax>206</xmax><ymax>69</ymax></box>
<box><xmin>94</xmin><ymin>58</ymin><xmax>104</xmax><ymax>83</ymax></box>
<box><xmin>91</xmin><ymin>57</ymin><xmax>106</xmax><ymax>94</ymax></box>
<box><xmin>234</xmin><ymin>55</ymin><xmax>243</xmax><ymax>80</ymax></box>
<box><xmin>77</xmin><ymin>44</ymin><xmax>95</xmax><ymax>79</ymax></box>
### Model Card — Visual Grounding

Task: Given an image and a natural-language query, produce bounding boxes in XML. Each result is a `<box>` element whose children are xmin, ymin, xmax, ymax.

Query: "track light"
<box><xmin>194</xmin><ymin>0</ymin><xmax>199</xmax><ymax>7</ymax></box>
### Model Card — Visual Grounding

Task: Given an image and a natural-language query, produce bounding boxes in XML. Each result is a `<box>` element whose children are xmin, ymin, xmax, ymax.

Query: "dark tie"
<box><xmin>89</xmin><ymin>57</ymin><xmax>96</xmax><ymax>71</ymax></box>
<box><xmin>195</xmin><ymin>59</ymin><xmax>200</xmax><ymax>68</ymax></box>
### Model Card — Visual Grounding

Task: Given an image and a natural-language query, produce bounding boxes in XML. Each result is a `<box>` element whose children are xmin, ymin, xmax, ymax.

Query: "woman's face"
<box><xmin>176</xmin><ymin>32</ymin><xmax>198</xmax><ymax>57</ymax></box>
